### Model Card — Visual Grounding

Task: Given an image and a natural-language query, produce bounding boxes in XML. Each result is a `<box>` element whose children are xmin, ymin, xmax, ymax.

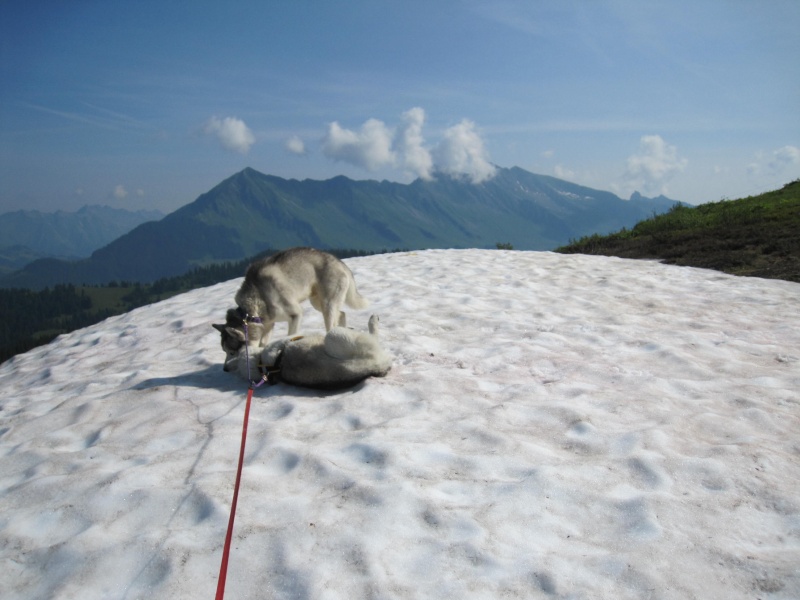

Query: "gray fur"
<box><xmin>232</xmin><ymin>314</ymin><xmax>391</xmax><ymax>389</ymax></box>
<box><xmin>213</xmin><ymin>247</ymin><xmax>369</xmax><ymax>363</ymax></box>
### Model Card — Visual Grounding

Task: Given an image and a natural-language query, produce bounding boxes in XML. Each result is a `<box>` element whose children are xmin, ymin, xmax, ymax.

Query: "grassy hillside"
<box><xmin>556</xmin><ymin>180</ymin><xmax>800</xmax><ymax>283</ymax></box>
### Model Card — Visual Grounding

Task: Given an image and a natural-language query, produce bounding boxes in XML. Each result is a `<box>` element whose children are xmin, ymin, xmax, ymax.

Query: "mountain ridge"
<box><xmin>0</xmin><ymin>166</ymin><xmax>681</xmax><ymax>289</ymax></box>
<box><xmin>0</xmin><ymin>205</ymin><xmax>163</xmax><ymax>274</ymax></box>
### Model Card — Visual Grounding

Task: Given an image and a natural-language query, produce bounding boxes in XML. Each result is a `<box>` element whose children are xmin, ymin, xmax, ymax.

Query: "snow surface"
<box><xmin>1</xmin><ymin>249</ymin><xmax>799</xmax><ymax>600</ymax></box>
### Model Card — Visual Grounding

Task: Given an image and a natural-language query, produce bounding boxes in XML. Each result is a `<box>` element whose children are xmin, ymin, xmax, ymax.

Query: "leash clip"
<box><xmin>258</xmin><ymin>362</ymin><xmax>281</xmax><ymax>386</ymax></box>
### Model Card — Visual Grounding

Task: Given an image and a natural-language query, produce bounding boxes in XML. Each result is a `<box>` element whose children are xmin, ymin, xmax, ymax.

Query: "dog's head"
<box><xmin>213</xmin><ymin>308</ymin><xmax>247</xmax><ymax>371</ymax></box>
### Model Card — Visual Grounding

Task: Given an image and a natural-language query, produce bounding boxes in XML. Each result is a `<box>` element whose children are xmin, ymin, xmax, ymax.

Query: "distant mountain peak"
<box><xmin>1</xmin><ymin>166</ymin><xmax>684</xmax><ymax>289</ymax></box>
<box><xmin>0</xmin><ymin>205</ymin><xmax>165</xmax><ymax>276</ymax></box>
<box><xmin>629</xmin><ymin>191</ymin><xmax>679</xmax><ymax>204</ymax></box>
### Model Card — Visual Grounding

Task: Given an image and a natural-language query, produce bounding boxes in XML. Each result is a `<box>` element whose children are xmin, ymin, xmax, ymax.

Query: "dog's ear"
<box><xmin>212</xmin><ymin>323</ymin><xmax>226</xmax><ymax>333</ymax></box>
<box><xmin>227</xmin><ymin>327</ymin><xmax>247</xmax><ymax>342</ymax></box>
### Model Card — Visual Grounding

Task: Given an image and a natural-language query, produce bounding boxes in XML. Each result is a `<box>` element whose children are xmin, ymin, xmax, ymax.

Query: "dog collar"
<box><xmin>258</xmin><ymin>349</ymin><xmax>284</xmax><ymax>385</ymax></box>
<box><xmin>236</xmin><ymin>306</ymin><xmax>263</xmax><ymax>324</ymax></box>
<box><xmin>255</xmin><ymin>337</ymin><xmax>304</xmax><ymax>385</ymax></box>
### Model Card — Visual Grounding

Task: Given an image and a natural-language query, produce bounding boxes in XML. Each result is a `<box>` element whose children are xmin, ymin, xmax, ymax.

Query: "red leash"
<box><xmin>215</xmin><ymin>386</ymin><xmax>254</xmax><ymax>600</ymax></box>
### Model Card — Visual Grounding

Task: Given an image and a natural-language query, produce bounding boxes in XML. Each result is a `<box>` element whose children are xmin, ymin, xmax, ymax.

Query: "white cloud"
<box><xmin>554</xmin><ymin>164</ymin><xmax>575</xmax><ymax>180</ymax></box>
<box><xmin>746</xmin><ymin>146</ymin><xmax>799</xmax><ymax>178</ymax></box>
<box><xmin>322</xmin><ymin>118</ymin><xmax>395</xmax><ymax>171</ymax></box>
<box><xmin>110</xmin><ymin>185</ymin><xmax>144</xmax><ymax>201</ymax></box>
<box><xmin>394</xmin><ymin>107</ymin><xmax>434</xmax><ymax>180</ymax></box>
<box><xmin>320</xmin><ymin>109</ymin><xmax>496</xmax><ymax>184</ymax></box>
<box><xmin>284</xmin><ymin>135</ymin><xmax>306</xmax><ymax>156</ymax></box>
<box><xmin>432</xmin><ymin>119</ymin><xmax>496</xmax><ymax>184</ymax></box>
<box><xmin>623</xmin><ymin>135</ymin><xmax>687</xmax><ymax>194</ymax></box>
<box><xmin>768</xmin><ymin>145</ymin><xmax>800</xmax><ymax>172</ymax></box>
<box><xmin>203</xmin><ymin>116</ymin><xmax>255</xmax><ymax>155</ymax></box>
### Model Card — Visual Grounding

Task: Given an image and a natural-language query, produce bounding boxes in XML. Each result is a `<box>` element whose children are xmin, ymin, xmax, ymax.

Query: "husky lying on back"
<box><xmin>229</xmin><ymin>315</ymin><xmax>391</xmax><ymax>390</ymax></box>
<box><xmin>213</xmin><ymin>247</ymin><xmax>369</xmax><ymax>366</ymax></box>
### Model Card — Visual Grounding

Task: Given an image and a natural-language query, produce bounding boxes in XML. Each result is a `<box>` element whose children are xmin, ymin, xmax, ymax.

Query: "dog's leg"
<box><xmin>322</xmin><ymin>304</ymin><xmax>345</xmax><ymax>331</ymax></box>
<box><xmin>259</xmin><ymin>322</ymin><xmax>275</xmax><ymax>346</ymax></box>
<box><xmin>287</xmin><ymin>314</ymin><xmax>301</xmax><ymax>335</ymax></box>
<box><xmin>246</xmin><ymin>322</ymin><xmax>263</xmax><ymax>345</ymax></box>
<box><xmin>309</xmin><ymin>293</ymin><xmax>333</xmax><ymax>329</ymax></box>
<box><xmin>309</xmin><ymin>293</ymin><xmax>323</xmax><ymax>312</ymax></box>
<box><xmin>323</xmin><ymin>285</ymin><xmax>348</xmax><ymax>331</ymax></box>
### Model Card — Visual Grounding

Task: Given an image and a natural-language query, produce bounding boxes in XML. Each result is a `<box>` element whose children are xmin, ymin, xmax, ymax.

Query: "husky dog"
<box><xmin>213</xmin><ymin>247</ymin><xmax>369</xmax><ymax>365</ymax></box>
<box><xmin>231</xmin><ymin>315</ymin><xmax>391</xmax><ymax>389</ymax></box>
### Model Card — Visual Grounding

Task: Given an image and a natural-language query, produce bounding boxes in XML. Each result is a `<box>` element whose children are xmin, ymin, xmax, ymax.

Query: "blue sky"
<box><xmin>1</xmin><ymin>0</ymin><xmax>798</xmax><ymax>213</ymax></box>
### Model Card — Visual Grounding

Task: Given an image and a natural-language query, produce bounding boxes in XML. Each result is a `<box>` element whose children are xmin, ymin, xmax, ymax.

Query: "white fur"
<box><xmin>232</xmin><ymin>314</ymin><xmax>391</xmax><ymax>389</ymax></box>
<box><xmin>324</xmin><ymin>314</ymin><xmax>383</xmax><ymax>359</ymax></box>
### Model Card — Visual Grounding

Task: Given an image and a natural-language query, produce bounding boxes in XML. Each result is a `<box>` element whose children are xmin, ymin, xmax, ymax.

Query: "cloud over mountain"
<box><xmin>322</xmin><ymin>119</ymin><xmax>395</xmax><ymax>171</ymax></box>
<box><xmin>203</xmin><ymin>116</ymin><xmax>255</xmax><ymax>154</ymax></box>
<box><xmin>623</xmin><ymin>135</ymin><xmax>687</xmax><ymax>195</ymax></box>
<box><xmin>432</xmin><ymin>119</ymin><xmax>496</xmax><ymax>183</ymax></box>
<box><xmin>394</xmin><ymin>107</ymin><xmax>434</xmax><ymax>181</ymax></box>
<box><xmin>284</xmin><ymin>135</ymin><xmax>307</xmax><ymax>156</ymax></box>
<box><xmin>320</xmin><ymin>108</ymin><xmax>495</xmax><ymax>183</ymax></box>
<box><xmin>113</xmin><ymin>184</ymin><xmax>128</xmax><ymax>200</ymax></box>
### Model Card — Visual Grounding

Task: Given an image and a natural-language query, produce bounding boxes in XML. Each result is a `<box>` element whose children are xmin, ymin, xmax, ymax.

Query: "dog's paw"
<box><xmin>368</xmin><ymin>314</ymin><xmax>380</xmax><ymax>335</ymax></box>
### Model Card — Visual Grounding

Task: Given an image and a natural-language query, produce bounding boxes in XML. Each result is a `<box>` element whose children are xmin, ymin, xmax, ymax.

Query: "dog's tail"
<box><xmin>345</xmin><ymin>272</ymin><xmax>370</xmax><ymax>309</ymax></box>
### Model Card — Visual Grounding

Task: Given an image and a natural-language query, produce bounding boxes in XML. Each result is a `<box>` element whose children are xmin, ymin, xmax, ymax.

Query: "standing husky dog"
<box><xmin>213</xmin><ymin>247</ymin><xmax>369</xmax><ymax>365</ymax></box>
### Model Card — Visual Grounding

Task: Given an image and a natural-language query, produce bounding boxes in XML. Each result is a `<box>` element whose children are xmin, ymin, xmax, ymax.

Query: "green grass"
<box><xmin>556</xmin><ymin>180</ymin><xmax>800</xmax><ymax>283</ymax></box>
<box><xmin>80</xmin><ymin>286</ymin><xmax>143</xmax><ymax>313</ymax></box>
